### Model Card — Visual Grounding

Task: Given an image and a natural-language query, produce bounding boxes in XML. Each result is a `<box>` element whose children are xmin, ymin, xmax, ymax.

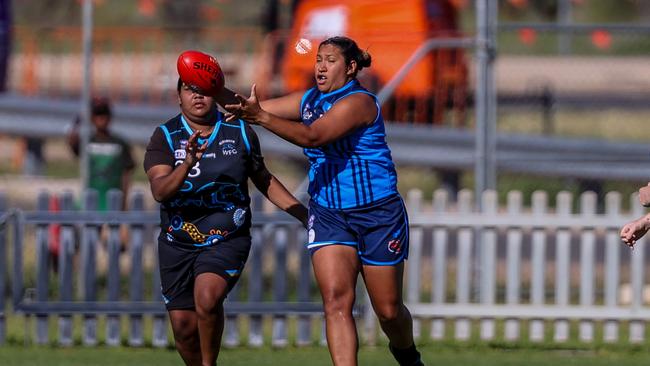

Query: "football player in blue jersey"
<box><xmin>145</xmin><ymin>77</ymin><xmax>308</xmax><ymax>366</ymax></box>
<box><xmin>226</xmin><ymin>36</ymin><xmax>424</xmax><ymax>366</ymax></box>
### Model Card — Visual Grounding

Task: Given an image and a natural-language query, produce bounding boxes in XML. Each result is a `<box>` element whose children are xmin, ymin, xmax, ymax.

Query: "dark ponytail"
<box><xmin>319</xmin><ymin>36</ymin><xmax>372</xmax><ymax>76</ymax></box>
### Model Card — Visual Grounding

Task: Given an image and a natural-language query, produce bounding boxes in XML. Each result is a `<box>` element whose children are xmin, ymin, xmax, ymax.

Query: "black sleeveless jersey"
<box><xmin>144</xmin><ymin>112</ymin><xmax>265</xmax><ymax>247</ymax></box>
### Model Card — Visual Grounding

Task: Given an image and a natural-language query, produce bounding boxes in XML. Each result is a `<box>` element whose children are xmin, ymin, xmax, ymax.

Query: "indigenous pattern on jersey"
<box><xmin>300</xmin><ymin>79</ymin><xmax>398</xmax><ymax>209</ymax></box>
<box><xmin>144</xmin><ymin>112</ymin><xmax>263</xmax><ymax>247</ymax></box>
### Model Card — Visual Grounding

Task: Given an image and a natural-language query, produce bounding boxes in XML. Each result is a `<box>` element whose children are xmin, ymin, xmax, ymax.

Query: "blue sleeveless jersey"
<box><xmin>301</xmin><ymin>80</ymin><xmax>398</xmax><ymax>209</ymax></box>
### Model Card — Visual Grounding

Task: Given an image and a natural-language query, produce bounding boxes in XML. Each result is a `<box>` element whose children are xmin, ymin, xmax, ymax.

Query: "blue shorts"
<box><xmin>306</xmin><ymin>194</ymin><xmax>409</xmax><ymax>266</ymax></box>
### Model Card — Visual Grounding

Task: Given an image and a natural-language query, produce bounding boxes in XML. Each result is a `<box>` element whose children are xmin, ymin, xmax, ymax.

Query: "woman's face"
<box><xmin>178</xmin><ymin>83</ymin><xmax>217</xmax><ymax>122</ymax></box>
<box><xmin>314</xmin><ymin>44</ymin><xmax>355</xmax><ymax>93</ymax></box>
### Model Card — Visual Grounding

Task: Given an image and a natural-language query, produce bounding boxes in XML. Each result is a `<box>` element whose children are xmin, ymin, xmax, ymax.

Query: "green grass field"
<box><xmin>2</xmin><ymin>344</ymin><xmax>650</xmax><ymax>366</ymax></box>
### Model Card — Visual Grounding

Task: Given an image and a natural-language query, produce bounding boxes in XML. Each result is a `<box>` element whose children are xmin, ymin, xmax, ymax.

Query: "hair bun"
<box><xmin>359</xmin><ymin>50</ymin><xmax>372</xmax><ymax>68</ymax></box>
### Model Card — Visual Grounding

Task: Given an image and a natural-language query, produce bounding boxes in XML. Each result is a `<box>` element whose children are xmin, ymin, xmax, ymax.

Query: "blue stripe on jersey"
<box><xmin>221</xmin><ymin>122</ymin><xmax>241</xmax><ymax>128</ymax></box>
<box><xmin>364</xmin><ymin>160</ymin><xmax>374</xmax><ymax>202</ymax></box>
<box><xmin>300</xmin><ymin>88</ymin><xmax>317</xmax><ymax>112</ymax></box>
<box><xmin>238</xmin><ymin>119</ymin><xmax>251</xmax><ymax>154</ymax></box>
<box><xmin>350</xmin><ymin>158</ymin><xmax>360</xmax><ymax>206</ymax></box>
<box><xmin>333</xmin><ymin>165</ymin><xmax>342</xmax><ymax>208</ymax></box>
<box><xmin>352</xmin><ymin>160</ymin><xmax>368</xmax><ymax>205</ymax></box>
<box><xmin>160</xmin><ymin>125</ymin><xmax>174</xmax><ymax>152</ymax></box>
<box><xmin>325</xmin><ymin>164</ymin><xmax>334</xmax><ymax>206</ymax></box>
<box><xmin>180</xmin><ymin>113</ymin><xmax>222</xmax><ymax>147</ymax></box>
<box><xmin>314</xmin><ymin>79</ymin><xmax>357</xmax><ymax>103</ymax></box>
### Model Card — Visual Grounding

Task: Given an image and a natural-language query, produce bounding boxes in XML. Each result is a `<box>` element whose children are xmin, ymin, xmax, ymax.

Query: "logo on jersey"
<box><xmin>219</xmin><ymin>139</ymin><xmax>238</xmax><ymax>156</ymax></box>
<box><xmin>308</xmin><ymin>229</ymin><xmax>315</xmax><ymax>244</ymax></box>
<box><xmin>175</xmin><ymin>149</ymin><xmax>186</xmax><ymax>160</ymax></box>
<box><xmin>175</xmin><ymin>140</ymin><xmax>189</xmax><ymax>160</ymax></box>
<box><xmin>233</xmin><ymin>208</ymin><xmax>247</xmax><ymax>227</ymax></box>
<box><xmin>302</xmin><ymin>103</ymin><xmax>313</xmax><ymax>120</ymax></box>
<box><xmin>322</xmin><ymin>101</ymin><xmax>333</xmax><ymax>112</ymax></box>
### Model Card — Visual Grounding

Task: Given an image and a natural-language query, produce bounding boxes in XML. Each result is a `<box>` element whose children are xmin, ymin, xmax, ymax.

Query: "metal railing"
<box><xmin>1</xmin><ymin>93</ymin><xmax>649</xmax><ymax>182</ymax></box>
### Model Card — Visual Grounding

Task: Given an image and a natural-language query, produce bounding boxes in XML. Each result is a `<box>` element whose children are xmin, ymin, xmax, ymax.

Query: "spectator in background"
<box><xmin>67</xmin><ymin>96</ymin><xmax>135</xmax><ymax>210</ymax></box>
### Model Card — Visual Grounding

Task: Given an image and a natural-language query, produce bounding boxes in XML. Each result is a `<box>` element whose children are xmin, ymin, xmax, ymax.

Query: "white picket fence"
<box><xmin>402</xmin><ymin>188</ymin><xmax>647</xmax><ymax>344</ymax></box>
<box><xmin>0</xmin><ymin>188</ymin><xmax>647</xmax><ymax>346</ymax></box>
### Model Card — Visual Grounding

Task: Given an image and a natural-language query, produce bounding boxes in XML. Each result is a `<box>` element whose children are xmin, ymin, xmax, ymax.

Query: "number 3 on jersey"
<box><xmin>176</xmin><ymin>160</ymin><xmax>201</xmax><ymax>178</ymax></box>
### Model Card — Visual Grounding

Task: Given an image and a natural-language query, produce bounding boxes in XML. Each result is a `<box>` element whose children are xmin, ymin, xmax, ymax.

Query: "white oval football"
<box><xmin>295</xmin><ymin>38</ymin><xmax>312</xmax><ymax>55</ymax></box>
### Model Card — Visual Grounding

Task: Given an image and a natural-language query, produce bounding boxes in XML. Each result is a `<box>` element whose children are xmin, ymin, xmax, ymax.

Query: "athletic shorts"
<box><xmin>306</xmin><ymin>194</ymin><xmax>409</xmax><ymax>266</ymax></box>
<box><xmin>158</xmin><ymin>233</ymin><xmax>251</xmax><ymax>310</ymax></box>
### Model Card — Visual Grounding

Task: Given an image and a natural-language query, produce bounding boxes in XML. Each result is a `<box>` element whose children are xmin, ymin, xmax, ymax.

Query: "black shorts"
<box><xmin>158</xmin><ymin>234</ymin><xmax>251</xmax><ymax>310</ymax></box>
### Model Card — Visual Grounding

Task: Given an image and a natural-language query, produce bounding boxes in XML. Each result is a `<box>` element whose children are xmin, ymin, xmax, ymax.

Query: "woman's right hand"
<box><xmin>183</xmin><ymin>130</ymin><xmax>207</xmax><ymax>167</ymax></box>
<box><xmin>224</xmin><ymin>84</ymin><xmax>266</xmax><ymax>124</ymax></box>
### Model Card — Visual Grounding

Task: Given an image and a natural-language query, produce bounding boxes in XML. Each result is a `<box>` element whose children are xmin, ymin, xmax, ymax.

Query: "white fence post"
<box><xmin>407</xmin><ymin>189</ymin><xmax>423</xmax><ymax>340</ymax></box>
<box><xmin>430</xmin><ymin>189</ymin><xmax>448</xmax><ymax>340</ymax></box>
<box><xmin>58</xmin><ymin>191</ymin><xmax>76</xmax><ymax>346</ymax></box>
<box><xmin>105</xmin><ymin>189</ymin><xmax>123</xmax><ymax>346</ymax></box>
<box><xmin>579</xmin><ymin>192</ymin><xmax>597</xmax><ymax>342</ymax></box>
<box><xmin>553</xmin><ymin>191</ymin><xmax>572</xmax><ymax>342</ymax></box>
<box><xmin>35</xmin><ymin>192</ymin><xmax>50</xmax><ymax>345</ymax></box>
<box><xmin>80</xmin><ymin>190</ymin><xmax>99</xmax><ymax>346</ymax></box>
<box><xmin>629</xmin><ymin>193</ymin><xmax>645</xmax><ymax>343</ymax></box>
<box><xmin>128</xmin><ymin>192</ymin><xmax>145</xmax><ymax>347</ymax></box>
<box><xmin>529</xmin><ymin>191</ymin><xmax>547</xmax><ymax>342</ymax></box>
<box><xmin>480</xmin><ymin>190</ymin><xmax>497</xmax><ymax>340</ymax></box>
<box><xmin>504</xmin><ymin>191</ymin><xmax>522</xmax><ymax>341</ymax></box>
<box><xmin>272</xmin><ymin>226</ymin><xmax>289</xmax><ymax>347</ymax></box>
<box><xmin>455</xmin><ymin>189</ymin><xmax>473</xmax><ymax>340</ymax></box>
<box><xmin>603</xmin><ymin>192</ymin><xmax>621</xmax><ymax>343</ymax></box>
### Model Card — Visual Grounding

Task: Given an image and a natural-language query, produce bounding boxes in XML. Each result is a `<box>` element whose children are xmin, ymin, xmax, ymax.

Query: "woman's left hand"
<box><xmin>224</xmin><ymin>84</ymin><xmax>263</xmax><ymax>124</ymax></box>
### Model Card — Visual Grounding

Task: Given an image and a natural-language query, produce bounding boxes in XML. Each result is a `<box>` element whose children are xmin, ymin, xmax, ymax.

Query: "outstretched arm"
<box><xmin>225</xmin><ymin>84</ymin><xmax>377</xmax><ymax>148</ymax></box>
<box><xmin>250</xmin><ymin>167</ymin><xmax>308</xmax><ymax>228</ymax></box>
<box><xmin>216</xmin><ymin>86</ymin><xmax>303</xmax><ymax>120</ymax></box>
<box><xmin>620</xmin><ymin>213</ymin><xmax>650</xmax><ymax>248</ymax></box>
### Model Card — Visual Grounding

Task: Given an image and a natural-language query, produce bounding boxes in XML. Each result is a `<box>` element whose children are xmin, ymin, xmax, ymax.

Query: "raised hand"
<box><xmin>184</xmin><ymin>130</ymin><xmax>208</xmax><ymax>166</ymax></box>
<box><xmin>224</xmin><ymin>84</ymin><xmax>263</xmax><ymax>123</ymax></box>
